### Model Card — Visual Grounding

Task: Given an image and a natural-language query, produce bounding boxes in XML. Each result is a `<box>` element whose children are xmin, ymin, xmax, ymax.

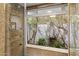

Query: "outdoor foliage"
<box><xmin>50</xmin><ymin>40</ymin><xmax>65</xmax><ymax>48</ymax></box>
<box><xmin>27</xmin><ymin>16</ymin><xmax>68</xmax><ymax>49</ymax></box>
<box><xmin>37</xmin><ymin>38</ymin><xmax>46</xmax><ymax>46</ymax></box>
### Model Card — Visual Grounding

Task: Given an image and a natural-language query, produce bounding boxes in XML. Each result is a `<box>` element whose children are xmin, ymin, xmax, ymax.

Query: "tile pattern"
<box><xmin>0</xmin><ymin>4</ymin><xmax>6</xmax><ymax>56</ymax></box>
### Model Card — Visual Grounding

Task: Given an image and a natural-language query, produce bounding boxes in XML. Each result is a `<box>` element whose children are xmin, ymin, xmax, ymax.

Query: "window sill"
<box><xmin>26</xmin><ymin>44</ymin><xmax>68</xmax><ymax>54</ymax></box>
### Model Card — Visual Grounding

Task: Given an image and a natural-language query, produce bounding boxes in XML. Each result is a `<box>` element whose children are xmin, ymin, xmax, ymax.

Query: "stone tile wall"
<box><xmin>0</xmin><ymin>4</ymin><xmax>6</xmax><ymax>56</ymax></box>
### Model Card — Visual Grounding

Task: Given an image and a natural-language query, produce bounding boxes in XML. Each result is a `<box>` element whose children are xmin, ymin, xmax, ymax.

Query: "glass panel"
<box><xmin>70</xmin><ymin>3</ymin><xmax>79</xmax><ymax>56</ymax></box>
<box><xmin>27</xmin><ymin>4</ymin><xmax>69</xmax><ymax>49</ymax></box>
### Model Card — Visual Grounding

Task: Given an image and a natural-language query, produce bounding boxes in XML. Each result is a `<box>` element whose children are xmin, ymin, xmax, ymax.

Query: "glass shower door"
<box><xmin>69</xmin><ymin>3</ymin><xmax>79</xmax><ymax>56</ymax></box>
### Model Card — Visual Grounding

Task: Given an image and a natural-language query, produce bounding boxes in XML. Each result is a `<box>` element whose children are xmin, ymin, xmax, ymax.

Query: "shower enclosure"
<box><xmin>0</xmin><ymin>3</ymin><xmax>79</xmax><ymax>56</ymax></box>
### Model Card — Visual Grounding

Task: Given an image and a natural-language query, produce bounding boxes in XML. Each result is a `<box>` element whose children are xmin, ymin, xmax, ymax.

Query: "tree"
<box><xmin>46</xmin><ymin>21</ymin><xmax>68</xmax><ymax>48</ymax></box>
<box><xmin>28</xmin><ymin>17</ymin><xmax>38</xmax><ymax>44</ymax></box>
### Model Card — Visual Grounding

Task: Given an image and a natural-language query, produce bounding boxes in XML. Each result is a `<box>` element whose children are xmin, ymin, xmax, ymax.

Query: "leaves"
<box><xmin>28</xmin><ymin>17</ymin><xmax>38</xmax><ymax>25</ymax></box>
<box><xmin>37</xmin><ymin>38</ymin><xmax>46</xmax><ymax>46</ymax></box>
<box><xmin>50</xmin><ymin>40</ymin><xmax>65</xmax><ymax>48</ymax></box>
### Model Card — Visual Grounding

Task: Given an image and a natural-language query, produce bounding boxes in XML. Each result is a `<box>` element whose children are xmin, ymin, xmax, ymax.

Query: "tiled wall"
<box><xmin>6</xmin><ymin>4</ymin><xmax>24</xmax><ymax>56</ymax></box>
<box><xmin>0</xmin><ymin>3</ymin><xmax>24</xmax><ymax>56</ymax></box>
<box><xmin>0</xmin><ymin>4</ymin><xmax>6</xmax><ymax>56</ymax></box>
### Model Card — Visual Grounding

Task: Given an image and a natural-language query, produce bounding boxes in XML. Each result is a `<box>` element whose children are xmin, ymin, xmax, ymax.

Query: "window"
<box><xmin>27</xmin><ymin>4</ymin><xmax>69</xmax><ymax>49</ymax></box>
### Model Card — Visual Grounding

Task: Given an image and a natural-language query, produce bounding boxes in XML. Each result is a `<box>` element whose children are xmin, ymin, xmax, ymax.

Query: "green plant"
<box><xmin>50</xmin><ymin>41</ymin><xmax>65</xmax><ymax>48</ymax></box>
<box><xmin>37</xmin><ymin>38</ymin><xmax>46</xmax><ymax>46</ymax></box>
<box><xmin>53</xmin><ymin>41</ymin><xmax>65</xmax><ymax>48</ymax></box>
